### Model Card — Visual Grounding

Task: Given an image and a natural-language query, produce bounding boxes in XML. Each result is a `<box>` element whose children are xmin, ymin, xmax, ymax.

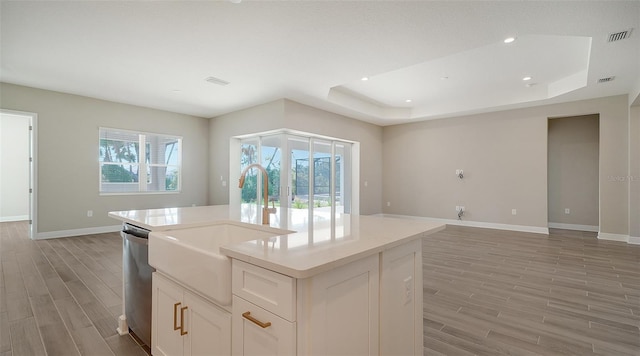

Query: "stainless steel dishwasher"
<box><xmin>122</xmin><ymin>223</ymin><xmax>155</xmax><ymax>348</ymax></box>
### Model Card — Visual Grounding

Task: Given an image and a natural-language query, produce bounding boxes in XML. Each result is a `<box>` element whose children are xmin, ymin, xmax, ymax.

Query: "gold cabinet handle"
<box><xmin>242</xmin><ymin>311</ymin><xmax>272</xmax><ymax>328</ymax></box>
<box><xmin>180</xmin><ymin>306</ymin><xmax>188</xmax><ymax>335</ymax></box>
<box><xmin>173</xmin><ymin>302</ymin><xmax>181</xmax><ymax>331</ymax></box>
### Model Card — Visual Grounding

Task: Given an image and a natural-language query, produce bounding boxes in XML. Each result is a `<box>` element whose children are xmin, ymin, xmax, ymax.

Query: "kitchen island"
<box><xmin>109</xmin><ymin>205</ymin><xmax>445</xmax><ymax>355</ymax></box>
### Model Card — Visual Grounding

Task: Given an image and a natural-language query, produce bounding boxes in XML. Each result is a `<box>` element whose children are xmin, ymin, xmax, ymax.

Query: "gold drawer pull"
<box><xmin>173</xmin><ymin>302</ymin><xmax>181</xmax><ymax>331</ymax></box>
<box><xmin>242</xmin><ymin>311</ymin><xmax>272</xmax><ymax>328</ymax></box>
<box><xmin>180</xmin><ymin>306</ymin><xmax>188</xmax><ymax>335</ymax></box>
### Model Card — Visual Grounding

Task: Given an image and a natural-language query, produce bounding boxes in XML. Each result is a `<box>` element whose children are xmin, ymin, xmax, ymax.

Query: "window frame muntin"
<box><xmin>98</xmin><ymin>127</ymin><xmax>183</xmax><ymax>195</ymax></box>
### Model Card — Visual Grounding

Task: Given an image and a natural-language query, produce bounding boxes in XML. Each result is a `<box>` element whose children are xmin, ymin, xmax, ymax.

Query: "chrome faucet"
<box><xmin>238</xmin><ymin>163</ymin><xmax>276</xmax><ymax>225</ymax></box>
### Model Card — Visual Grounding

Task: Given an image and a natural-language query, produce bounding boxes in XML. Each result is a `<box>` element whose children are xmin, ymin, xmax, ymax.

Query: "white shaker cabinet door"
<box><xmin>184</xmin><ymin>291</ymin><xmax>231</xmax><ymax>356</ymax></box>
<box><xmin>152</xmin><ymin>273</ymin><xmax>185</xmax><ymax>356</ymax></box>
<box><xmin>232</xmin><ymin>296</ymin><xmax>295</xmax><ymax>356</ymax></box>
<box><xmin>297</xmin><ymin>254</ymin><xmax>379</xmax><ymax>356</ymax></box>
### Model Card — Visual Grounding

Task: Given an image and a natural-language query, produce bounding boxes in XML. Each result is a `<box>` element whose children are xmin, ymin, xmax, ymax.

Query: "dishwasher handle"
<box><xmin>122</xmin><ymin>223</ymin><xmax>149</xmax><ymax>238</ymax></box>
<box><xmin>123</xmin><ymin>232</ymin><xmax>149</xmax><ymax>245</ymax></box>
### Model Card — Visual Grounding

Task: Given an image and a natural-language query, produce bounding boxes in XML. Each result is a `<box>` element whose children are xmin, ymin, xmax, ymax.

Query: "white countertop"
<box><xmin>220</xmin><ymin>213</ymin><xmax>444</xmax><ymax>278</ymax></box>
<box><xmin>109</xmin><ymin>205</ymin><xmax>445</xmax><ymax>278</ymax></box>
<box><xmin>108</xmin><ymin>205</ymin><xmax>241</xmax><ymax>231</ymax></box>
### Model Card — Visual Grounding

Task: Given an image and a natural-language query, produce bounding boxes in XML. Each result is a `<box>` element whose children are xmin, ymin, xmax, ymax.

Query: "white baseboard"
<box><xmin>378</xmin><ymin>214</ymin><xmax>549</xmax><ymax>235</ymax></box>
<box><xmin>548</xmin><ymin>223</ymin><xmax>599</xmax><ymax>232</ymax></box>
<box><xmin>597</xmin><ymin>232</ymin><xmax>630</xmax><ymax>243</ymax></box>
<box><xmin>0</xmin><ymin>215</ymin><xmax>29</xmax><ymax>222</ymax></box>
<box><xmin>34</xmin><ymin>225</ymin><xmax>122</xmax><ymax>240</ymax></box>
<box><xmin>629</xmin><ymin>236</ymin><xmax>640</xmax><ymax>245</ymax></box>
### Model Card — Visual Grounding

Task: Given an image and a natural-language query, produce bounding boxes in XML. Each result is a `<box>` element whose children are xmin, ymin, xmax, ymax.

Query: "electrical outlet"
<box><xmin>87</xmin><ymin>210</ymin><xmax>93</xmax><ymax>217</ymax></box>
<box><xmin>512</xmin><ymin>209</ymin><xmax>517</xmax><ymax>215</ymax></box>
<box><xmin>387</xmin><ymin>201</ymin><xmax>391</xmax><ymax>207</ymax></box>
<box><xmin>565</xmin><ymin>208</ymin><xmax>570</xmax><ymax>214</ymax></box>
<box><xmin>456</xmin><ymin>205</ymin><xmax>460</xmax><ymax>212</ymax></box>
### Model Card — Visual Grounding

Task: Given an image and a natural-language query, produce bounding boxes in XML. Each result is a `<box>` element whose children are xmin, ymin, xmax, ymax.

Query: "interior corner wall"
<box><xmin>208</xmin><ymin>100</ymin><xmax>287</xmax><ymax>205</ymax></box>
<box><xmin>547</xmin><ymin>115</ymin><xmax>599</xmax><ymax>227</ymax></box>
<box><xmin>382</xmin><ymin>95</ymin><xmax>630</xmax><ymax>235</ymax></box>
<box><xmin>282</xmin><ymin>100</ymin><xmax>383</xmax><ymax>215</ymax></box>
<box><xmin>207</xmin><ymin>99</ymin><xmax>383</xmax><ymax>215</ymax></box>
<box><xmin>630</xmin><ymin>104</ymin><xmax>640</xmax><ymax>239</ymax></box>
<box><xmin>0</xmin><ymin>82</ymin><xmax>210</xmax><ymax>235</ymax></box>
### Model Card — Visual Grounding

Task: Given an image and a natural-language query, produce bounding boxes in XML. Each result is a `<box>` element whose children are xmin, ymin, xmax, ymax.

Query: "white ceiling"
<box><xmin>1</xmin><ymin>1</ymin><xmax>639</xmax><ymax>126</ymax></box>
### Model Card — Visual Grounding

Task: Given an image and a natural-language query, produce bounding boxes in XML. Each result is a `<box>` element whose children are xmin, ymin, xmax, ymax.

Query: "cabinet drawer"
<box><xmin>232</xmin><ymin>296</ymin><xmax>295</xmax><ymax>356</ymax></box>
<box><xmin>232</xmin><ymin>260</ymin><xmax>295</xmax><ymax>321</ymax></box>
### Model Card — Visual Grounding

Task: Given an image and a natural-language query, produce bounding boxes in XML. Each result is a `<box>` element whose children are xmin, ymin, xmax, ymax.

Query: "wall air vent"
<box><xmin>608</xmin><ymin>29</ymin><xmax>632</xmax><ymax>42</ymax></box>
<box><xmin>205</xmin><ymin>76</ymin><xmax>230</xmax><ymax>86</ymax></box>
<box><xmin>597</xmin><ymin>76</ymin><xmax>615</xmax><ymax>83</ymax></box>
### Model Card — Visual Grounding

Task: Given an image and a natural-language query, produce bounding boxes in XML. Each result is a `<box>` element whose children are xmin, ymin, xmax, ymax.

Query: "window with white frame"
<box><xmin>99</xmin><ymin>128</ymin><xmax>182</xmax><ymax>194</ymax></box>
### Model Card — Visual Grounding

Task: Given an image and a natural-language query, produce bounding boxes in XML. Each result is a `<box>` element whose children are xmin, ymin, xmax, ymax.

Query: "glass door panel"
<box><xmin>261</xmin><ymin>135</ymin><xmax>282</xmax><ymax>225</ymax></box>
<box><xmin>240</xmin><ymin>139</ymin><xmax>259</xmax><ymax>224</ymax></box>
<box><xmin>335</xmin><ymin>143</ymin><xmax>351</xmax><ymax>214</ymax></box>
<box><xmin>312</xmin><ymin>139</ymin><xmax>332</xmax><ymax>220</ymax></box>
<box><xmin>288</xmin><ymin>136</ymin><xmax>310</xmax><ymax>230</ymax></box>
<box><xmin>236</xmin><ymin>130</ymin><xmax>354</xmax><ymax>227</ymax></box>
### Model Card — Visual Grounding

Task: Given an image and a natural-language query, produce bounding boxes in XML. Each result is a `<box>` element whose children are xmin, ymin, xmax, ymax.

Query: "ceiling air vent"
<box><xmin>205</xmin><ymin>76</ymin><xmax>230</xmax><ymax>86</ymax></box>
<box><xmin>597</xmin><ymin>76</ymin><xmax>615</xmax><ymax>83</ymax></box>
<box><xmin>608</xmin><ymin>29</ymin><xmax>632</xmax><ymax>42</ymax></box>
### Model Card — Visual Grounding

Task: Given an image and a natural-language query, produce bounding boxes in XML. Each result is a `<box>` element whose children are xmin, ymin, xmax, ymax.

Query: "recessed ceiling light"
<box><xmin>504</xmin><ymin>37</ymin><xmax>516</xmax><ymax>44</ymax></box>
<box><xmin>440</xmin><ymin>76</ymin><xmax>449</xmax><ymax>80</ymax></box>
<box><xmin>522</xmin><ymin>76</ymin><xmax>532</xmax><ymax>81</ymax></box>
<box><xmin>405</xmin><ymin>99</ymin><xmax>412</xmax><ymax>103</ymax></box>
<box><xmin>361</xmin><ymin>77</ymin><xmax>369</xmax><ymax>81</ymax></box>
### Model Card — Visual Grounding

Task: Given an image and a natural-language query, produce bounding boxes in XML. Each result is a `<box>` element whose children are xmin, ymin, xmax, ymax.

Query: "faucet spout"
<box><xmin>238</xmin><ymin>163</ymin><xmax>275</xmax><ymax>225</ymax></box>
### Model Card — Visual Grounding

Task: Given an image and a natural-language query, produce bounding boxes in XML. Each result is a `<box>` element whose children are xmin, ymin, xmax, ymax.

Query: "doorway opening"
<box><xmin>0</xmin><ymin>110</ymin><xmax>37</xmax><ymax>239</ymax></box>
<box><xmin>547</xmin><ymin>114</ymin><xmax>599</xmax><ymax>232</ymax></box>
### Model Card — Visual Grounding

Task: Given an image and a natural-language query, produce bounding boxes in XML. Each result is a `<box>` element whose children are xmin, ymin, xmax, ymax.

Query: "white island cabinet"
<box><xmin>230</xmin><ymin>238</ymin><xmax>423</xmax><ymax>356</ymax></box>
<box><xmin>152</xmin><ymin>273</ymin><xmax>231</xmax><ymax>356</ymax></box>
<box><xmin>110</xmin><ymin>206</ymin><xmax>445</xmax><ymax>356</ymax></box>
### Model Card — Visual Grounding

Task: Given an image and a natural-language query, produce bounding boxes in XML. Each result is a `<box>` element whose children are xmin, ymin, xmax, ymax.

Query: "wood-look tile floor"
<box><xmin>2</xmin><ymin>221</ymin><xmax>639</xmax><ymax>355</ymax></box>
<box><xmin>1</xmin><ymin>221</ymin><xmax>147</xmax><ymax>356</ymax></box>
<box><xmin>423</xmin><ymin>225</ymin><xmax>640</xmax><ymax>356</ymax></box>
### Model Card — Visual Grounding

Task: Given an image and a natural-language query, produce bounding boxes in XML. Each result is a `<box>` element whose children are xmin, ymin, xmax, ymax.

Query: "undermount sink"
<box><xmin>148</xmin><ymin>223</ymin><xmax>289</xmax><ymax>306</ymax></box>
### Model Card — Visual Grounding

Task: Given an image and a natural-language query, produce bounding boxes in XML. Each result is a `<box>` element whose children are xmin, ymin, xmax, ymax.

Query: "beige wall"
<box><xmin>547</xmin><ymin>115</ymin><xmax>599</xmax><ymax>227</ymax></box>
<box><xmin>630</xmin><ymin>104</ymin><xmax>640</xmax><ymax>238</ymax></box>
<box><xmin>0</xmin><ymin>83</ymin><xmax>210</xmax><ymax>235</ymax></box>
<box><xmin>1</xmin><ymin>81</ymin><xmax>633</xmax><ymax>238</ymax></box>
<box><xmin>382</xmin><ymin>95</ymin><xmax>630</xmax><ymax>235</ymax></box>
<box><xmin>208</xmin><ymin>99</ymin><xmax>383</xmax><ymax>215</ymax></box>
<box><xmin>383</xmin><ymin>110</ymin><xmax>548</xmax><ymax>228</ymax></box>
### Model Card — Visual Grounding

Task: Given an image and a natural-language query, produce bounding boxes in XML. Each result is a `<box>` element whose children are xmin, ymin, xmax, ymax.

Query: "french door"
<box><xmin>238</xmin><ymin>131</ymin><xmax>354</xmax><ymax>228</ymax></box>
